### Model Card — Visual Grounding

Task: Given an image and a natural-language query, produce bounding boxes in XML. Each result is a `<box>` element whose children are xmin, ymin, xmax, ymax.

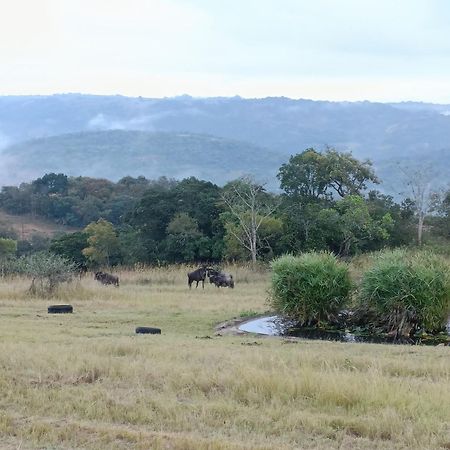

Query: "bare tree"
<box><xmin>222</xmin><ymin>176</ymin><xmax>279</xmax><ymax>266</ymax></box>
<box><xmin>400</xmin><ymin>165</ymin><xmax>435</xmax><ymax>246</ymax></box>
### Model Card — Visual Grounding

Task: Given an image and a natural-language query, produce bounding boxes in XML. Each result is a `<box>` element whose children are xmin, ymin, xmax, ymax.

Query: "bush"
<box><xmin>19</xmin><ymin>252</ymin><xmax>77</xmax><ymax>295</ymax></box>
<box><xmin>359</xmin><ymin>249</ymin><xmax>450</xmax><ymax>336</ymax></box>
<box><xmin>270</xmin><ymin>252</ymin><xmax>352</xmax><ymax>326</ymax></box>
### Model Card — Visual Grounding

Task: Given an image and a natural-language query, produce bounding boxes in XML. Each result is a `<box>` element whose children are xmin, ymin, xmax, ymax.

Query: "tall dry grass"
<box><xmin>0</xmin><ymin>264</ymin><xmax>448</xmax><ymax>449</ymax></box>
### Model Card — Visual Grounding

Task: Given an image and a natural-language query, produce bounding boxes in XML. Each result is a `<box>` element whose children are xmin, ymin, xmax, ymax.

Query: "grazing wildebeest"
<box><xmin>94</xmin><ymin>271</ymin><xmax>119</xmax><ymax>287</ymax></box>
<box><xmin>207</xmin><ymin>268</ymin><xmax>235</xmax><ymax>288</ymax></box>
<box><xmin>77</xmin><ymin>263</ymin><xmax>88</xmax><ymax>279</ymax></box>
<box><xmin>187</xmin><ymin>266</ymin><xmax>207</xmax><ymax>289</ymax></box>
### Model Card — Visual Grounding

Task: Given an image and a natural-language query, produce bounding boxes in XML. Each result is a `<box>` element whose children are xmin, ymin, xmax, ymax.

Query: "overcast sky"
<box><xmin>1</xmin><ymin>0</ymin><xmax>450</xmax><ymax>102</ymax></box>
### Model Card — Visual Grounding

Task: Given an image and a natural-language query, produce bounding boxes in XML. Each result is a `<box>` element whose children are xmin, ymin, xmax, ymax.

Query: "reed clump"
<box><xmin>270</xmin><ymin>252</ymin><xmax>352</xmax><ymax>325</ymax></box>
<box><xmin>358</xmin><ymin>249</ymin><xmax>450</xmax><ymax>336</ymax></box>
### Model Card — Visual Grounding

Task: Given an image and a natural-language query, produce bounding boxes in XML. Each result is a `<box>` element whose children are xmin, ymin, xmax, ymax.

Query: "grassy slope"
<box><xmin>0</xmin><ymin>265</ymin><xmax>448</xmax><ymax>450</ymax></box>
<box><xmin>0</xmin><ymin>209</ymin><xmax>78</xmax><ymax>240</ymax></box>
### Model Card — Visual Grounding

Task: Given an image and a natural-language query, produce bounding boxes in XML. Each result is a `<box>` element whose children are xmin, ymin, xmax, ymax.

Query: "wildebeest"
<box><xmin>207</xmin><ymin>268</ymin><xmax>235</xmax><ymax>288</ymax></box>
<box><xmin>187</xmin><ymin>266</ymin><xmax>207</xmax><ymax>289</ymax></box>
<box><xmin>94</xmin><ymin>271</ymin><xmax>119</xmax><ymax>287</ymax></box>
<box><xmin>76</xmin><ymin>263</ymin><xmax>88</xmax><ymax>279</ymax></box>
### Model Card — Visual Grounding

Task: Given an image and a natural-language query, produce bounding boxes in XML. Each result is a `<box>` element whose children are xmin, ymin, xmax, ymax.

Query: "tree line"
<box><xmin>0</xmin><ymin>148</ymin><xmax>448</xmax><ymax>267</ymax></box>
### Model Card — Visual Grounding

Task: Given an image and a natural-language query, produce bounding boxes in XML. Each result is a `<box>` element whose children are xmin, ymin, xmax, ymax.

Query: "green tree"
<box><xmin>278</xmin><ymin>148</ymin><xmax>378</xmax><ymax>201</ymax></box>
<box><xmin>0</xmin><ymin>238</ymin><xmax>17</xmax><ymax>258</ymax></box>
<box><xmin>366</xmin><ymin>190</ymin><xmax>415</xmax><ymax>248</ymax></box>
<box><xmin>174</xmin><ymin>177</ymin><xmax>223</xmax><ymax>237</ymax></box>
<box><xmin>164</xmin><ymin>213</ymin><xmax>213</xmax><ymax>262</ymax></box>
<box><xmin>32</xmin><ymin>173</ymin><xmax>68</xmax><ymax>195</ymax></box>
<box><xmin>50</xmin><ymin>231</ymin><xmax>89</xmax><ymax>266</ymax></box>
<box><xmin>277</xmin><ymin>148</ymin><xmax>328</xmax><ymax>200</ymax></box>
<box><xmin>82</xmin><ymin>219</ymin><xmax>120</xmax><ymax>266</ymax></box>
<box><xmin>118</xmin><ymin>226</ymin><xmax>148</xmax><ymax>266</ymax></box>
<box><xmin>318</xmin><ymin>195</ymin><xmax>393</xmax><ymax>256</ymax></box>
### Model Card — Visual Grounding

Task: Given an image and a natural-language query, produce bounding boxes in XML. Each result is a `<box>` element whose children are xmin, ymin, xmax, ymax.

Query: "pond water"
<box><xmin>238</xmin><ymin>315</ymin><xmax>450</xmax><ymax>345</ymax></box>
<box><xmin>238</xmin><ymin>316</ymin><xmax>285</xmax><ymax>336</ymax></box>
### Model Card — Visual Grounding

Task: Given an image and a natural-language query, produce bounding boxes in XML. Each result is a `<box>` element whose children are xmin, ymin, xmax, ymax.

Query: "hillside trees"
<box><xmin>0</xmin><ymin>153</ymin><xmax>443</xmax><ymax>266</ymax></box>
<box><xmin>125</xmin><ymin>177</ymin><xmax>224</xmax><ymax>263</ymax></box>
<box><xmin>0</xmin><ymin>173</ymin><xmax>150</xmax><ymax>227</ymax></box>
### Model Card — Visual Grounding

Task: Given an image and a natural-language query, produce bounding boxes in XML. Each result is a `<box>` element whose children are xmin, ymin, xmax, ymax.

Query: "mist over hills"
<box><xmin>1</xmin><ymin>131</ymin><xmax>282</xmax><ymax>187</ymax></box>
<box><xmin>0</xmin><ymin>94</ymin><xmax>449</xmax><ymax>192</ymax></box>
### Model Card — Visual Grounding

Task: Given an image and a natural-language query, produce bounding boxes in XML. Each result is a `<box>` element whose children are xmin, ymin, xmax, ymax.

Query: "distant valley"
<box><xmin>0</xmin><ymin>94</ymin><xmax>449</xmax><ymax>193</ymax></box>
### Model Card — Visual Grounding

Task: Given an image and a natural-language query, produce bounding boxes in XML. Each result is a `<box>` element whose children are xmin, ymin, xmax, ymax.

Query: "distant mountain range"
<box><xmin>0</xmin><ymin>94</ymin><xmax>449</xmax><ymax>193</ymax></box>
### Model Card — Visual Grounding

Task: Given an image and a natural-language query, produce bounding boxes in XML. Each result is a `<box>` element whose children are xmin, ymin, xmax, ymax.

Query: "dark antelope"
<box><xmin>207</xmin><ymin>268</ymin><xmax>235</xmax><ymax>288</ymax></box>
<box><xmin>94</xmin><ymin>271</ymin><xmax>119</xmax><ymax>287</ymax></box>
<box><xmin>187</xmin><ymin>266</ymin><xmax>208</xmax><ymax>289</ymax></box>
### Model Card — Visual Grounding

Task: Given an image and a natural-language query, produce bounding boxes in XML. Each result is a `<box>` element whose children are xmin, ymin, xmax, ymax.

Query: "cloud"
<box><xmin>0</xmin><ymin>131</ymin><xmax>11</xmax><ymax>150</ymax></box>
<box><xmin>2</xmin><ymin>0</ymin><xmax>450</xmax><ymax>101</ymax></box>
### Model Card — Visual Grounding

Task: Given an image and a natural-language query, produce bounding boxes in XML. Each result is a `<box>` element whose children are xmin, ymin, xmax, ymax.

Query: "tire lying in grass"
<box><xmin>135</xmin><ymin>326</ymin><xmax>161</xmax><ymax>335</ymax></box>
<box><xmin>48</xmin><ymin>304</ymin><xmax>73</xmax><ymax>314</ymax></box>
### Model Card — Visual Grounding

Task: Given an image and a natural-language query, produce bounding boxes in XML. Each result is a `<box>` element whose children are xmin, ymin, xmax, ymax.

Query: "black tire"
<box><xmin>135</xmin><ymin>326</ymin><xmax>161</xmax><ymax>335</ymax></box>
<box><xmin>48</xmin><ymin>304</ymin><xmax>73</xmax><ymax>314</ymax></box>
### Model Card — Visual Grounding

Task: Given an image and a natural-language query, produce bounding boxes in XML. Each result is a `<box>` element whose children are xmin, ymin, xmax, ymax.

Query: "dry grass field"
<box><xmin>0</xmin><ymin>265</ymin><xmax>449</xmax><ymax>450</ymax></box>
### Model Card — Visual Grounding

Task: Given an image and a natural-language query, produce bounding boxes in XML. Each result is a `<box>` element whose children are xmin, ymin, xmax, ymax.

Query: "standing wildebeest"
<box><xmin>187</xmin><ymin>266</ymin><xmax>208</xmax><ymax>289</ymax></box>
<box><xmin>94</xmin><ymin>271</ymin><xmax>119</xmax><ymax>287</ymax></box>
<box><xmin>76</xmin><ymin>263</ymin><xmax>88</xmax><ymax>279</ymax></box>
<box><xmin>207</xmin><ymin>268</ymin><xmax>235</xmax><ymax>288</ymax></box>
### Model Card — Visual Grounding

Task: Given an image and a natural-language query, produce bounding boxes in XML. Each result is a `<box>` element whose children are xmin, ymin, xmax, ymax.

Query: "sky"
<box><xmin>1</xmin><ymin>0</ymin><xmax>450</xmax><ymax>102</ymax></box>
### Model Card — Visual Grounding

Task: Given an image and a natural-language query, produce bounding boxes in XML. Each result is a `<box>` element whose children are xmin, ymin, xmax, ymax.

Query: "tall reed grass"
<box><xmin>359</xmin><ymin>249</ymin><xmax>450</xmax><ymax>335</ymax></box>
<box><xmin>270</xmin><ymin>253</ymin><xmax>352</xmax><ymax>325</ymax></box>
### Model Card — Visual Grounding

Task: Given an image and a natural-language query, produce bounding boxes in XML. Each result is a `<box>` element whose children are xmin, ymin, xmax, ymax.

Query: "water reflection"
<box><xmin>238</xmin><ymin>315</ymin><xmax>450</xmax><ymax>345</ymax></box>
<box><xmin>238</xmin><ymin>316</ymin><xmax>283</xmax><ymax>336</ymax></box>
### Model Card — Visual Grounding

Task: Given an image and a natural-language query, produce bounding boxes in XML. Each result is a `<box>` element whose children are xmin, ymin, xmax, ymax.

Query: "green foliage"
<box><xmin>167</xmin><ymin>213</ymin><xmax>201</xmax><ymax>237</ymax></box>
<box><xmin>278</xmin><ymin>148</ymin><xmax>378</xmax><ymax>200</ymax></box>
<box><xmin>359</xmin><ymin>250</ymin><xmax>450</xmax><ymax>334</ymax></box>
<box><xmin>32</xmin><ymin>173</ymin><xmax>68</xmax><ymax>195</ymax></box>
<box><xmin>0</xmin><ymin>238</ymin><xmax>17</xmax><ymax>258</ymax></box>
<box><xmin>270</xmin><ymin>252</ymin><xmax>352</xmax><ymax>325</ymax></box>
<box><xmin>366</xmin><ymin>190</ymin><xmax>416</xmax><ymax>248</ymax></box>
<box><xmin>19</xmin><ymin>252</ymin><xmax>76</xmax><ymax>295</ymax></box>
<box><xmin>329</xmin><ymin>195</ymin><xmax>393</xmax><ymax>256</ymax></box>
<box><xmin>83</xmin><ymin>219</ymin><xmax>121</xmax><ymax>266</ymax></box>
<box><xmin>17</xmin><ymin>233</ymin><xmax>51</xmax><ymax>257</ymax></box>
<box><xmin>224</xmin><ymin>214</ymin><xmax>283</xmax><ymax>261</ymax></box>
<box><xmin>118</xmin><ymin>227</ymin><xmax>149</xmax><ymax>266</ymax></box>
<box><xmin>49</xmin><ymin>231</ymin><xmax>89</xmax><ymax>266</ymax></box>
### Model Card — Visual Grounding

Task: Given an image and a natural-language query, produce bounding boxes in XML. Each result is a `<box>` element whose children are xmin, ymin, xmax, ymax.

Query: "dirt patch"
<box><xmin>0</xmin><ymin>209</ymin><xmax>79</xmax><ymax>239</ymax></box>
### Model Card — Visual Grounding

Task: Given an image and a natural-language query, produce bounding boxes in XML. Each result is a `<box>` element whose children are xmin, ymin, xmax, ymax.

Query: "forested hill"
<box><xmin>1</xmin><ymin>131</ymin><xmax>283</xmax><ymax>187</ymax></box>
<box><xmin>0</xmin><ymin>94</ymin><xmax>449</xmax><ymax>190</ymax></box>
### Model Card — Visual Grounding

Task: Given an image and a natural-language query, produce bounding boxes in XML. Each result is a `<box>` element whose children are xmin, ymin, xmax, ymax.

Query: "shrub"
<box><xmin>359</xmin><ymin>249</ymin><xmax>450</xmax><ymax>336</ymax></box>
<box><xmin>270</xmin><ymin>252</ymin><xmax>352</xmax><ymax>326</ymax></box>
<box><xmin>19</xmin><ymin>252</ymin><xmax>77</xmax><ymax>295</ymax></box>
